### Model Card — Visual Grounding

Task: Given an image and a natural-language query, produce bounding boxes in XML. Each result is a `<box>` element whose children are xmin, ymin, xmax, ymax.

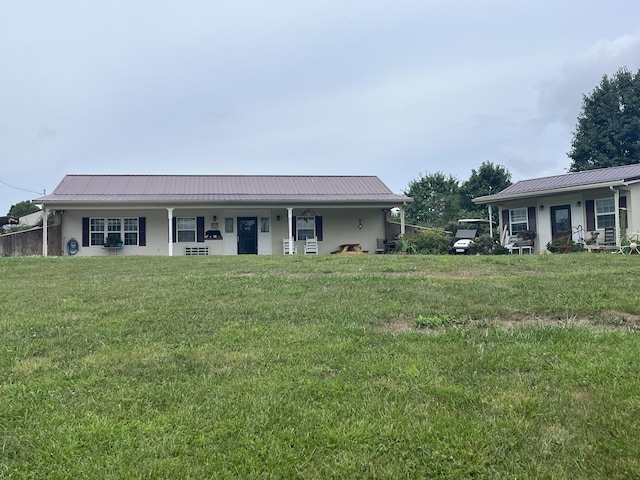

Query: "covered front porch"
<box><xmin>478</xmin><ymin>185</ymin><xmax>635</xmax><ymax>254</ymax></box>
<box><xmin>46</xmin><ymin>203</ymin><xmax>407</xmax><ymax>257</ymax></box>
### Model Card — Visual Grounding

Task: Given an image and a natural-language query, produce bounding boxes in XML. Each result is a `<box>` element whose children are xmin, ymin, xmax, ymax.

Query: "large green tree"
<box><xmin>403</xmin><ymin>172</ymin><xmax>462</xmax><ymax>226</ymax></box>
<box><xmin>568</xmin><ymin>67</ymin><xmax>640</xmax><ymax>172</ymax></box>
<box><xmin>8</xmin><ymin>200</ymin><xmax>40</xmax><ymax>217</ymax></box>
<box><xmin>459</xmin><ymin>161</ymin><xmax>512</xmax><ymax>212</ymax></box>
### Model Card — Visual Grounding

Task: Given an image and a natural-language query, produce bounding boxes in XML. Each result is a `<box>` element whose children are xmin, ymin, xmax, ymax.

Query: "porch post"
<box><xmin>42</xmin><ymin>207</ymin><xmax>48</xmax><ymax>257</ymax></box>
<box><xmin>487</xmin><ymin>205</ymin><xmax>493</xmax><ymax>238</ymax></box>
<box><xmin>287</xmin><ymin>207</ymin><xmax>294</xmax><ymax>254</ymax></box>
<box><xmin>400</xmin><ymin>205</ymin><xmax>406</xmax><ymax>236</ymax></box>
<box><xmin>613</xmin><ymin>188</ymin><xmax>621</xmax><ymax>246</ymax></box>
<box><xmin>167</xmin><ymin>207</ymin><xmax>174</xmax><ymax>256</ymax></box>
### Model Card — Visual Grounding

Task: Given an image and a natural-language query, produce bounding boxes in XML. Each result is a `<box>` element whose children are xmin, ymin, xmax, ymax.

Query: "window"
<box><xmin>108</xmin><ymin>218</ymin><xmax>121</xmax><ymax>234</ymax></box>
<box><xmin>90</xmin><ymin>218</ymin><xmax>105</xmax><ymax>246</ymax></box>
<box><xmin>224</xmin><ymin>218</ymin><xmax>234</xmax><ymax>233</ymax></box>
<box><xmin>510</xmin><ymin>208</ymin><xmax>528</xmax><ymax>233</ymax></box>
<box><xmin>89</xmin><ymin>217</ymin><xmax>139</xmax><ymax>246</ymax></box>
<box><xmin>595</xmin><ymin>198</ymin><xmax>615</xmax><ymax>229</ymax></box>
<box><xmin>296</xmin><ymin>216</ymin><xmax>315</xmax><ymax>240</ymax></box>
<box><xmin>177</xmin><ymin>217</ymin><xmax>196</xmax><ymax>242</ymax></box>
<box><xmin>260</xmin><ymin>217</ymin><xmax>270</xmax><ymax>233</ymax></box>
<box><xmin>123</xmin><ymin>218</ymin><xmax>139</xmax><ymax>245</ymax></box>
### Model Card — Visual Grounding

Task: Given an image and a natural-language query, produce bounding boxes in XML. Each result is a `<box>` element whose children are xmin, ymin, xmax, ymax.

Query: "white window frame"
<box><xmin>177</xmin><ymin>217</ymin><xmax>196</xmax><ymax>243</ymax></box>
<box><xmin>510</xmin><ymin>208</ymin><xmax>528</xmax><ymax>234</ymax></box>
<box><xmin>595</xmin><ymin>198</ymin><xmax>615</xmax><ymax>229</ymax></box>
<box><xmin>90</xmin><ymin>218</ymin><xmax>105</xmax><ymax>246</ymax></box>
<box><xmin>296</xmin><ymin>216</ymin><xmax>315</xmax><ymax>240</ymax></box>
<box><xmin>123</xmin><ymin>218</ymin><xmax>139</xmax><ymax>245</ymax></box>
<box><xmin>90</xmin><ymin>217</ymin><xmax>139</xmax><ymax>246</ymax></box>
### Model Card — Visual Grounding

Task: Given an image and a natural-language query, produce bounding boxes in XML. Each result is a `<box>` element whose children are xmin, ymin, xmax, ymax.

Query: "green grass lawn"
<box><xmin>1</xmin><ymin>254</ymin><xmax>639</xmax><ymax>479</ymax></box>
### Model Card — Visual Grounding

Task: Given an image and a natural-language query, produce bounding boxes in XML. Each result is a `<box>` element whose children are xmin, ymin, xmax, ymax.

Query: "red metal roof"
<box><xmin>36</xmin><ymin>175</ymin><xmax>412</xmax><ymax>205</ymax></box>
<box><xmin>474</xmin><ymin>164</ymin><xmax>640</xmax><ymax>203</ymax></box>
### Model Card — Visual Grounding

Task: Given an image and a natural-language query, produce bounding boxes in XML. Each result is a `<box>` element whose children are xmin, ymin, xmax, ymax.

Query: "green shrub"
<box><xmin>400</xmin><ymin>229</ymin><xmax>451</xmax><ymax>254</ymax></box>
<box><xmin>546</xmin><ymin>235</ymin><xmax>584</xmax><ymax>253</ymax></box>
<box><xmin>491</xmin><ymin>244</ymin><xmax>510</xmax><ymax>255</ymax></box>
<box><xmin>467</xmin><ymin>234</ymin><xmax>498</xmax><ymax>255</ymax></box>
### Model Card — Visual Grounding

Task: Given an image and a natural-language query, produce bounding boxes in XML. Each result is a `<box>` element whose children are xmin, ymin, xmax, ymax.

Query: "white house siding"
<box><xmin>497</xmin><ymin>184</ymin><xmax>639</xmax><ymax>252</ymax></box>
<box><xmin>318</xmin><ymin>207</ymin><xmax>386</xmax><ymax>254</ymax></box>
<box><xmin>60</xmin><ymin>209</ymin><xmax>168</xmax><ymax>256</ymax></box>
<box><xmin>58</xmin><ymin>206</ymin><xmax>389</xmax><ymax>256</ymax></box>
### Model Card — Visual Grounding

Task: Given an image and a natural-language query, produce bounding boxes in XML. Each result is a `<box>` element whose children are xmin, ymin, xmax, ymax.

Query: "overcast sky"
<box><xmin>2</xmin><ymin>1</ymin><xmax>640</xmax><ymax>213</ymax></box>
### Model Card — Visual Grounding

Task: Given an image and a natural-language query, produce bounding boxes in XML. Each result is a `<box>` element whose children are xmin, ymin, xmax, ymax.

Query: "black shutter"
<box><xmin>82</xmin><ymin>217</ymin><xmax>90</xmax><ymax>247</ymax></box>
<box><xmin>292</xmin><ymin>216</ymin><xmax>297</xmax><ymax>241</ymax></box>
<box><xmin>172</xmin><ymin>217</ymin><xmax>177</xmax><ymax>243</ymax></box>
<box><xmin>585</xmin><ymin>200</ymin><xmax>595</xmax><ymax>231</ymax></box>
<box><xmin>315</xmin><ymin>216</ymin><xmax>323</xmax><ymax>241</ymax></box>
<box><xmin>197</xmin><ymin>216</ymin><xmax>205</xmax><ymax>242</ymax></box>
<box><xmin>139</xmin><ymin>217</ymin><xmax>146</xmax><ymax>246</ymax></box>
<box><xmin>527</xmin><ymin>206</ymin><xmax>537</xmax><ymax>232</ymax></box>
<box><xmin>501</xmin><ymin>209</ymin><xmax>509</xmax><ymax>234</ymax></box>
<box><xmin>620</xmin><ymin>196</ymin><xmax>628</xmax><ymax>229</ymax></box>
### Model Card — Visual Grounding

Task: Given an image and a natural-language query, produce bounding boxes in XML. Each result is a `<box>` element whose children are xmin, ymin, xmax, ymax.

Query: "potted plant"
<box><xmin>104</xmin><ymin>234</ymin><xmax>123</xmax><ymax>248</ymax></box>
<box><xmin>519</xmin><ymin>230</ymin><xmax>537</xmax><ymax>242</ymax></box>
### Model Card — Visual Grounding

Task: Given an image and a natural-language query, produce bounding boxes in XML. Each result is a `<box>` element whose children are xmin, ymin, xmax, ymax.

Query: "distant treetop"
<box><xmin>8</xmin><ymin>200</ymin><xmax>40</xmax><ymax>217</ymax></box>
<box><xmin>568</xmin><ymin>67</ymin><xmax>640</xmax><ymax>172</ymax></box>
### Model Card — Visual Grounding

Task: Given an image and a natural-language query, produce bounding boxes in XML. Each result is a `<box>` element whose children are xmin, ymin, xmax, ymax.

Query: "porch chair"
<box><xmin>504</xmin><ymin>235</ymin><xmax>520</xmax><ymax>254</ymax></box>
<box><xmin>283</xmin><ymin>237</ymin><xmax>297</xmax><ymax>255</ymax></box>
<box><xmin>375</xmin><ymin>238</ymin><xmax>386</xmax><ymax>254</ymax></box>
<box><xmin>601</xmin><ymin>227</ymin><xmax>616</xmax><ymax>247</ymax></box>
<box><xmin>304</xmin><ymin>237</ymin><xmax>318</xmax><ymax>254</ymax></box>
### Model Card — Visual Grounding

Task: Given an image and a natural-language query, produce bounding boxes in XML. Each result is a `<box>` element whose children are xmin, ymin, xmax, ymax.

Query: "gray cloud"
<box><xmin>1</xmin><ymin>1</ymin><xmax>640</xmax><ymax>210</ymax></box>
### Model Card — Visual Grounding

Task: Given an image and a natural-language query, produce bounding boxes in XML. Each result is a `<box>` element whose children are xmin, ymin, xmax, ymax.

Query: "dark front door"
<box><xmin>237</xmin><ymin>217</ymin><xmax>258</xmax><ymax>255</ymax></box>
<box><xmin>550</xmin><ymin>205</ymin><xmax>572</xmax><ymax>239</ymax></box>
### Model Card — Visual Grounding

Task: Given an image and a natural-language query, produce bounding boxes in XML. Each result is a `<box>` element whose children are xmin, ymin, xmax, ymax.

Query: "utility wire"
<box><xmin>0</xmin><ymin>178</ymin><xmax>44</xmax><ymax>196</ymax></box>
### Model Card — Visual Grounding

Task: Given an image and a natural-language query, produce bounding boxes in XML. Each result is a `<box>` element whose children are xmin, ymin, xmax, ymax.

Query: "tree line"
<box><xmin>402</xmin><ymin>162</ymin><xmax>511</xmax><ymax>227</ymax></box>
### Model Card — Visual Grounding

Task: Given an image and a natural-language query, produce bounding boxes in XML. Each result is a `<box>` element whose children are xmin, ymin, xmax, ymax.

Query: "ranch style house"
<box><xmin>473</xmin><ymin>164</ymin><xmax>640</xmax><ymax>253</ymax></box>
<box><xmin>34</xmin><ymin>174</ymin><xmax>413</xmax><ymax>257</ymax></box>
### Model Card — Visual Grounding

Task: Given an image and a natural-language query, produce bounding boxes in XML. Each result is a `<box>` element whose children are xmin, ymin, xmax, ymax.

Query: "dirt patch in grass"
<box><xmin>382</xmin><ymin>316</ymin><xmax>416</xmax><ymax>333</ymax></box>
<box><xmin>382</xmin><ymin>311</ymin><xmax>640</xmax><ymax>333</ymax></box>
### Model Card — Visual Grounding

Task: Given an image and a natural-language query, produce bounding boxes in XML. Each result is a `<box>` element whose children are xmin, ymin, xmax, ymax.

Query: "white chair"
<box><xmin>304</xmin><ymin>237</ymin><xmax>318</xmax><ymax>254</ymax></box>
<box><xmin>504</xmin><ymin>235</ymin><xmax>519</xmax><ymax>254</ymax></box>
<box><xmin>283</xmin><ymin>237</ymin><xmax>297</xmax><ymax>254</ymax></box>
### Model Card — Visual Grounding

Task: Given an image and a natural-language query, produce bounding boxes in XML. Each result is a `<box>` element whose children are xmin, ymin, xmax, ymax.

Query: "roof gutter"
<box><xmin>33</xmin><ymin>199</ymin><xmax>413</xmax><ymax>210</ymax></box>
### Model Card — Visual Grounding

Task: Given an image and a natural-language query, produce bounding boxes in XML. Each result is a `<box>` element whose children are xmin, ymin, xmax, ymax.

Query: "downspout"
<box><xmin>42</xmin><ymin>207</ymin><xmax>48</xmax><ymax>257</ymax></box>
<box><xmin>287</xmin><ymin>207</ymin><xmax>294</xmax><ymax>254</ymax></box>
<box><xmin>167</xmin><ymin>207</ymin><xmax>174</xmax><ymax>256</ymax></box>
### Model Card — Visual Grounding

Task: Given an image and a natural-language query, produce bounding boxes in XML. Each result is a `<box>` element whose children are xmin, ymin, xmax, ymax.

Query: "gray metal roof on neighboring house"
<box><xmin>474</xmin><ymin>164</ymin><xmax>640</xmax><ymax>204</ymax></box>
<box><xmin>35</xmin><ymin>174</ymin><xmax>412</xmax><ymax>205</ymax></box>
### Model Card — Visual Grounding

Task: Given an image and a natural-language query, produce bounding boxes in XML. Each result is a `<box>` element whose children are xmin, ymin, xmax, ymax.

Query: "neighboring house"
<box><xmin>33</xmin><ymin>174</ymin><xmax>412</xmax><ymax>257</ymax></box>
<box><xmin>19</xmin><ymin>210</ymin><xmax>44</xmax><ymax>227</ymax></box>
<box><xmin>473</xmin><ymin>164</ymin><xmax>640</xmax><ymax>253</ymax></box>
